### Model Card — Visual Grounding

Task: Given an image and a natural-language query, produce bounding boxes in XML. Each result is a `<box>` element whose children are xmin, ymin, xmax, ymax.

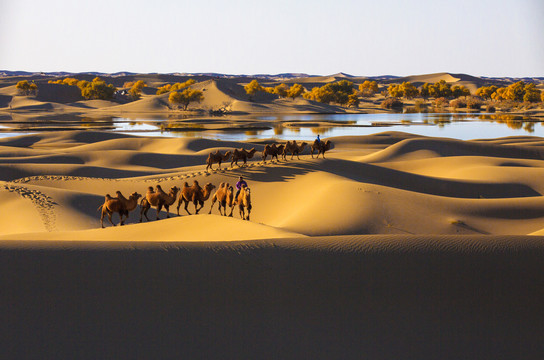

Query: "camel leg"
<box><xmin>195</xmin><ymin>200</ymin><xmax>202</xmax><ymax>214</ymax></box>
<box><xmin>101</xmin><ymin>209</ymin><xmax>106</xmax><ymax>228</ymax></box>
<box><xmin>107</xmin><ymin>211</ymin><xmax>116</xmax><ymax>227</ymax></box>
<box><xmin>176</xmin><ymin>200</ymin><xmax>182</xmax><ymax>216</ymax></box>
<box><xmin>246</xmin><ymin>208</ymin><xmax>251</xmax><ymax>221</ymax></box>
<box><xmin>208</xmin><ymin>198</ymin><xmax>216</xmax><ymax>214</ymax></box>
<box><xmin>184</xmin><ymin>200</ymin><xmax>192</xmax><ymax>215</ymax></box>
<box><xmin>228</xmin><ymin>205</ymin><xmax>234</xmax><ymax>217</ymax></box>
<box><xmin>239</xmin><ymin>206</ymin><xmax>245</xmax><ymax>220</ymax></box>
<box><xmin>165</xmin><ymin>205</ymin><xmax>170</xmax><ymax>218</ymax></box>
<box><xmin>156</xmin><ymin>203</ymin><xmax>163</xmax><ymax>220</ymax></box>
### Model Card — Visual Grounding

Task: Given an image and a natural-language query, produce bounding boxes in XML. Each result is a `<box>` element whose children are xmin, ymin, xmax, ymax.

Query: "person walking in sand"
<box><xmin>235</xmin><ymin>176</ymin><xmax>248</xmax><ymax>199</ymax></box>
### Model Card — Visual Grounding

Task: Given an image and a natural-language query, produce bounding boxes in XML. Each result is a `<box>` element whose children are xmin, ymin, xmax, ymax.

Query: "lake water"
<box><xmin>0</xmin><ymin>113</ymin><xmax>542</xmax><ymax>141</ymax></box>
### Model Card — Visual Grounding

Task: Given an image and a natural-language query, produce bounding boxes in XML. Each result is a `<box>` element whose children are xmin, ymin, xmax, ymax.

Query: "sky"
<box><xmin>1</xmin><ymin>0</ymin><xmax>543</xmax><ymax>77</ymax></box>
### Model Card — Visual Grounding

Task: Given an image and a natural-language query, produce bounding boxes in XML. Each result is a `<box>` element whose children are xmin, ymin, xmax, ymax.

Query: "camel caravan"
<box><xmin>207</xmin><ymin>138</ymin><xmax>333</xmax><ymax>169</ymax></box>
<box><xmin>98</xmin><ymin>180</ymin><xmax>251</xmax><ymax>227</ymax></box>
<box><xmin>98</xmin><ymin>138</ymin><xmax>331</xmax><ymax>227</ymax></box>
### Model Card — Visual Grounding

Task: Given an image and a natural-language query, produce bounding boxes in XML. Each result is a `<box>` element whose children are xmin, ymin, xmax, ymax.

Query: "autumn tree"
<box><xmin>273</xmin><ymin>83</ymin><xmax>289</xmax><ymax>98</ymax></box>
<box><xmin>523</xmin><ymin>83</ymin><xmax>541</xmax><ymax>102</ymax></box>
<box><xmin>358</xmin><ymin>80</ymin><xmax>378</xmax><ymax>97</ymax></box>
<box><xmin>451</xmin><ymin>85</ymin><xmax>470</xmax><ymax>98</ymax></box>
<box><xmin>491</xmin><ymin>87</ymin><xmax>507</xmax><ymax>101</ymax></box>
<box><xmin>475</xmin><ymin>86</ymin><xmax>498</xmax><ymax>100</ymax></box>
<box><xmin>168</xmin><ymin>88</ymin><xmax>204</xmax><ymax>110</ymax></box>
<box><xmin>387</xmin><ymin>84</ymin><xmax>403</xmax><ymax>98</ymax></box>
<box><xmin>303</xmin><ymin>86</ymin><xmax>335</xmax><ymax>104</ymax></box>
<box><xmin>419</xmin><ymin>83</ymin><xmax>431</xmax><ymax>99</ymax></box>
<box><xmin>400</xmin><ymin>82</ymin><xmax>419</xmax><ymax>99</ymax></box>
<box><xmin>287</xmin><ymin>83</ymin><xmax>305</xmax><ymax>100</ymax></box>
<box><xmin>303</xmin><ymin>80</ymin><xmax>355</xmax><ymax>105</ymax></box>
<box><xmin>347</xmin><ymin>93</ymin><xmax>360</xmax><ymax>108</ymax></box>
<box><xmin>505</xmin><ymin>81</ymin><xmax>525</xmax><ymax>101</ymax></box>
<box><xmin>156</xmin><ymin>79</ymin><xmax>196</xmax><ymax>95</ymax></box>
<box><xmin>244</xmin><ymin>80</ymin><xmax>264</xmax><ymax>101</ymax></box>
<box><xmin>128</xmin><ymin>80</ymin><xmax>147</xmax><ymax>100</ymax></box>
<box><xmin>79</xmin><ymin>77</ymin><xmax>116</xmax><ymax>100</ymax></box>
<box><xmin>16</xmin><ymin>80</ymin><xmax>38</xmax><ymax>95</ymax></box>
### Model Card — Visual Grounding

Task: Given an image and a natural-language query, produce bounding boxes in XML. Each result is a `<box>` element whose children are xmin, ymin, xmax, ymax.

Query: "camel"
<box><xmin>99</xmin><ymin>194</ymin><xmax>124</xmax><ymax>228</ymax></box>
<box><xmin>115</xmin><ymin>190</ymin><xmax>142</xmax><ymax>224</ymax></box>
<box><xmin>233</xmin><ymin>185</ymin><xmax>252</xmax><ymax>220</ymax></box>
<box><xmin>177</xmin><ymin>180</ymin><xmax>216</xmax><ymax>215</ymax></box>
<box><xmin>206</xmin><ymin>150</ymin><xmax>231</xmax><ymax>171</ymax></box>
<box><xmin>208</xmin><ymin>182</ymin><xmax>235</xmax><ymax>216</ymax></box>
<box><xmin>139</xmin><ymin>185</ymin><xmax>179</xmax><ymax>222</ymax></box>
<box><xmin>231</xmin><ymin>148</ymin><xmax>257</xmax><ymax>167</ymax></box>
<box><xmin>262</xmin><ymin>143</ymin><xmax>284</xmax><ymax>163</ymax></box>
<box><xmin>282</xmin><ymin>140</ymin><xmax>308</xmax><ymax>160</ymax></box>
<box><xmin>310</xmin><ymin>139</ymin><xmax>332</xmax><ymax>158</ymax></box>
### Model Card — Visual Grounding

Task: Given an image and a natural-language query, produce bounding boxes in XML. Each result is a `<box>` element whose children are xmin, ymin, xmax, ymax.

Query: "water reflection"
<box><xmin>0</xmin><ymin>113</ymin><xmax>543</xmax><ymax>141</ymax></box>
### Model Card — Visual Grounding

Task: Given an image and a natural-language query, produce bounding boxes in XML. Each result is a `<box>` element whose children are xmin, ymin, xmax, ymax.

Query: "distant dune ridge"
<box><xmin>1</xmin><ymin>71</ymin><xmax>542</xmax><ymax>116</ymax></box>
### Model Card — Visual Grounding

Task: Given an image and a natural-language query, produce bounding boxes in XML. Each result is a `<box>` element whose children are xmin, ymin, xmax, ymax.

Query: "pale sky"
<box><xmin>1</xmin><ymin>0</ymin><xmax>542</xmax><ymax>77</ymax></box>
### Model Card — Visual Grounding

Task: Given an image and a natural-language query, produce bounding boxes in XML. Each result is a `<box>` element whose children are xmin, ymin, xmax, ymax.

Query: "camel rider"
<box><xmin>316</xmin><ymin>134</ymin><xmax>321</xmax><ymax>145</ymax></box>
<box><xmin>235</xmin><ymin>176</ymin><xmax>248</xmax><ymax>199</ymax></box>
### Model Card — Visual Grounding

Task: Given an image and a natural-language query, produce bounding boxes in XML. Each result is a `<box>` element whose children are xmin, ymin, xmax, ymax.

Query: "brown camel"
<box><xmin>115</xmin><ymin>190</ymin><xmax>142</xmax><ymax>225</ymax></box>
<box><xmin>99</xmin><ymin>193</ymin><xmax>133</xmax><ymax>228</ymax></box>
<box><xmin>262</xmin><ymin>143</ymin><xmax>284</xmax><ymax>163</ymax></box>
<box><xmin>233</xmin><ymin>185</ymin><xmax>252</xmax><ymax>220</ymax></box>
<box><xmin>310</xmin><ymin>139</ymin><xmax>332</xmax><ymax>159</ymax></box>
<box><xmin>231</xmin><ymin>148</ymin><xmax>256</xmax><ymax>167</ymax></box>
<box><xmin>140</xmin><ymin>185</ymin><xmax>179</xmax><ymax>222</ymax></box>
<box><xmin>282</xmin><ymin>140</ymin><xmax>308</xmax><ymax>160</ymax></box>
<box><xmin>206</xmin><ymin>150</ymin><xmax>232</xmax><ymax>171</ymax></box>
<box><xmin>177</xmin><ymin>180</ymin><xmax>216</xmax><ymax>215</ymax></box>
<box><xmin>208</xmin><ymin>182</ymin><xmax>235</xmax><ymax>216</ymax></box>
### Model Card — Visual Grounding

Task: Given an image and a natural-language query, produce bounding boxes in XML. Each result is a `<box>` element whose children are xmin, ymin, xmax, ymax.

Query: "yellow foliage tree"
<box><xmin>400</xmin><ymin>82</ymin><xmax>419</xmax><ymax>99</ymax></box>
<box><xmin>80</xmin><ymin>77</ymin><xmax>116</xmax><ymax>100</ymax></box>
<box><xmin>244</xmin><ymin>80</ymin><xmax>264</xmax><ymax>101</ymax></box>
<box><xmin>128</xmin><ymin>80</ymin><xmax>147</xmax><ymax>100</ymax></box>
<box><xmin>168</xmin><ymin>88</ymin><xmax>204</xmax><ymax>110</ymax></box>
<box><xmin>287</xmin><ymin>83</ymin><xmax>305</xmax><ymax>100</ymax></box>
<box><xmin>273</xmin><ymin>84</ymin><xmax>289</xmax><ymax>98</ymax></box>
<box><xmin>359</xmin><ymin>80</ymin><xmax>378</xmax><ymax>97</ymax></box>
<box><xmin>16</xmin><ymin>80</ymin><xmax>38</xmax><ymax>95</ymax></box>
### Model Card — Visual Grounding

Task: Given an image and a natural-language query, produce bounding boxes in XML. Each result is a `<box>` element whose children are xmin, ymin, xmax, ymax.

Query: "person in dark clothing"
<box><xmin>235</xmin><ymin>176</ymin><xmax>248</xmax><ymax>199</ymax></box>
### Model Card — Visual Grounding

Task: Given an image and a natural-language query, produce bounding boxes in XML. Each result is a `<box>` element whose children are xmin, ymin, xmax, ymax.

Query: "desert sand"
<box><xmin>2</xmin><ymin>71</ymin><xmax>544</xmax><ymax>359</ymax></box>
<box><xmin>0</xmin><ymin>129</ymin><xmax>544</xmax><ymax>358</ymax></box>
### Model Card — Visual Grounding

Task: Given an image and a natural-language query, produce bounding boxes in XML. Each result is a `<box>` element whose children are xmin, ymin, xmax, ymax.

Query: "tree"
<box><xmin>16</xmin><ymin>80</ymin><xmax>38</xmax><ymax>95</ymax></box>
<box><xmin>451</xmin><ymin>85</ymin><xmax>470</xmax><ymax>98</ymax></box>
<box><xmin>168</xmin><ymin>88</ymin><xmax>204</xmax><ymax>110</ymax></box>
<box><xmin>387</xmin><ymin>84</ymin><xmax>403</xmax><ymax>98</ymax></box>
<box><xmin>303</xmin><ymin>86</ymin><xmax>335</xmax><ymax>104</ymax></box>
<box><xmin>523</xmin><ymin>83</ymin><xmax>541</xmax><ymax>102</ymax></box>
<box><xmin>287</xmin><ymin>83</ymin><xmax>305</xmax><ymax>100</ymax></box>
<box><xmin>347</xmin><ymin>93</ymin><xmax>360</xmax><ymax>108</ymax></box>
<box><xmin>273</xmin><ymin>83</ymin><xmax>289</xmax><ymax>98</ymax></box>
<box><xmin>491</xmin><ymin>87</ymin><xmax>507</xmax><ymax>101</ymax></box>
<box><xmin>244</xmin><ymin>80</ymin><xmax>264</xmax><ymax>101</ymax></box>
<box><xmin>505</xmin><ymin>81</ymin><xmax>525</xmax><ymax>101</ymax></box>
<box><xmin>400</xmin><ymin>82</ymin><xmax>419</xmax><ymax>99</ymax></box>
<box><xmin>420</xmin><ymin>83</ymin><xmax>431</xmax><ymax>99</ymax></box>
<box><xmin>359</xmin><ymin>80</ymin><xmax>378</xmax><ymax>97</ymax></box>
<box><xmin>156</xmin><ymin>79</ymin><xmax>196</xmax><ymax>95</ymax></box>
<box><xmin>79</xmin><ymin>78</ymin><xmax>116</xmax><ymax>100</ymax></box>
<box><xmin>475</xmin><ymin>86</ymin><xmax>497</xmax><ymax>100</ymax></box>
<box><xmin>128</xmin><ymin>80</ymin><xmax>147</xmax><ymax>100</ymax></box>
<box><xmin>541</xmin><ymin>91</ymin><xmax>544</xmax><ymax>103</ymax></box>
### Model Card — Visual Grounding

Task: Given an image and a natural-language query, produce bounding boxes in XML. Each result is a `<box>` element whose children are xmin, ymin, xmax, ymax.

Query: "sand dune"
<box><xmin>0</xmin><ymin>130</ymin><xmax>543</xmax><ymax>237</ymax></box>
<box><xmin>1</xmin><ymin>234</ymin><xmax>543</xmax><ymax>359</ymax></box>
<box><xmin>0</xmin><ymin>130</ymin><xmax>543</xmax><ymax>358</ymax></box>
